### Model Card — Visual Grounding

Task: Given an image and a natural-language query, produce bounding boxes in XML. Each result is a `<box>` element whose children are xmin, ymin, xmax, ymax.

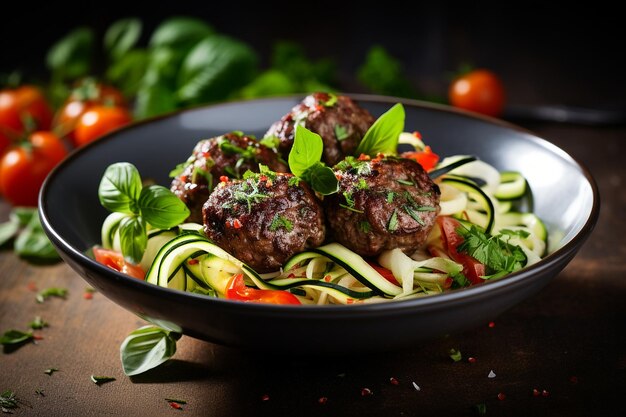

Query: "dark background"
<box><xmin>1</xmin><ymin>1</ymin><xmax>624</xmax><ymax>109</ymax></box>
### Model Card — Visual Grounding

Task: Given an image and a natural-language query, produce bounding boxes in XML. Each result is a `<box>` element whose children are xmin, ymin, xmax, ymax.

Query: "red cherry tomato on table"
<box><xmin>93</xmin><ymin>247</ymin><xmax>145</xmax><ymax>279</ymax></box>
<box><xmin>0</xmin><ymin>85</ymin><xmax>53</xmax><ymax>155</ymax></box>
<box><xmin>74</xmin><ymin>105</ymin><xmax>132</xmax><ymax>147</ymax></box>
<box><xmin>226</xmin><ymin>273</ymin><xmax>301</xmax><ymax>305</ymax></box>
<box><xmin>0</xmin><ymin>131</ymin><xmax>67</xmax><ymax>206</ymax></box>
<box><xmin>448</xmin><ymin>69</ymin><xmax>505</xmax><ymax>117</ymax></box>
<box><xmin>55</xmin><ymin>81</ymin><xmax>126</xmax><ymax>146</ymax></box>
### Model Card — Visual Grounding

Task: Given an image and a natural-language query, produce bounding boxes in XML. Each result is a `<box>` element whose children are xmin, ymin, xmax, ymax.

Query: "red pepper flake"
<box><xmin>335</xmin><ymin>173</ymin><xmax>343</xmax><ymax>180</ymax></box>
<box><xmin>569</xmin><ymin>376</ymin><xmax>579</xmax><ymax>384</ymax></box>
<box><xmin>83</xmin><ymin>292</ymin><xmax>93</xmax><ymax>300</ymax></box>
<box><xmin>324</xmin><ymin>275</ymin><xmax>332</xmax><ymax>282</ymax></box>
<box><xmin>542</xmin><ymin>389</ymin><xmax>549</xmax><ymax>397</ymax></box>
<box><xmin>261</xmin><ymin>394</ymin><xmax>270</xmax><ymax>401</ymax></box>
<box><xmin>361</xmin><ymin>388</ymin><xmax>373</xmax><ymax>397</ymax></box>
<box><xmin>346</xmin><ymin>298</ymin><xmax>354</xmax><ymax>304</ymax></box>
<box><xmin>187</xmin><ymin>258</ymin><xmax>200</xmax><ymax>265</ymax></box>
<box><xmin>219</xmin><ymin>176</ymin><xmax>229</xmax><ymax>183</ymax></box>
<box><xmin>357</xmin><ymin>153</ymin><xmax>370</xmax><ymax>161</ymax></box>
<box><xmin>412</xmin><ymin>131</ymin><xmax>422</xmax><ymax>140</ymax></box>
<box><xmin>318</xmin><ymin>396</ymin><xmax>328</xmax><ymax>405</ymax></box>
<box><xmin>532</xmin><ymin>388</ymin><xmax>540</xmax><ymax>397</ymax></box>
<box><xmin>233</xmin><ymin>219</ymin><xmax>243</xmax><ymax>229</ymax></box>
<box><xmin>27</xmin><ymin>282</ymin><xmax>38</xmax><ymax>292</ymax></box>
<box><xmin>497</xmin><ymin>392</ymin><xmax>506</xmax><ymax>401</ymax></box>
<box><xmin>488</xmin><ymin>321</ymin><xmax>495</xmax><ymax>328</ymax></box>
<box><xmin>389</xmin><ymin>377</ymin><xmax>399</xmax><ymax>386</ymax></box>
<box><xmin>468</xmin><ymin>357</ymin><xmax>477</xmax><ymax>363</ymax></box>
<box><xmin>315</xmin><ymin>104</ymin><xmax>324</xmax><ymax>112</ymax></box>
<box><xmin>33</xmin><ymin>334</ymin><xmax>44</xmax><ymax>340</ymax></box>
<box><xmin>180</xmin><ymin>175</ymin><xmax>188</xmax><ymax>182</ymax></box>
<box><xmin>259</xmin><ymin>175</ymin><xmax>268</xmax><ymax>181</ymax></box>
<box><xmin>168</xmin><ymin>401</ymin><xmax>183</xmax><ymax>410</ymax></box>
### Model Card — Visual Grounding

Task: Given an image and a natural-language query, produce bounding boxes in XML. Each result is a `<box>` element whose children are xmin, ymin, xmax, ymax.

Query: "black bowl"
<box><xmin>39</xmin><ymin>95</ymin><xmax>599</xmax><ymax>354</ymax></box>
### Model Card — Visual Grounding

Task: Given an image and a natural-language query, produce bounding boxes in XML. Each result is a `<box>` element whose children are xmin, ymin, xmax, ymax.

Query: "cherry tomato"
<box><xmin>0</xmin><ymin>86</ymin><xmax>53</xmax><ymax>155</ymax></box>
<box><xmin>55</xmin><ymin>81</ymin><xmax>126</xmax><ymax>146</ymax></box>
<box><xmin>401</xmin><ymin>145</ymin><xmax>439</xmax><ymax>171</ymax></box>
<box><xmin>436</xmin><ymin>216</ymin><xmax>485</xmax><ymax>284</ymax></box>
<box><xmin>226</xmin><ymin>273</ymin><xmax>301</xmax><ymax>305</ymax></box>
<box><xmin>448</xmin><ymin>69</ymin><xmax>505</xmax><ymax>117</ymax></box>
<box><xmin>366</xmin><ymin>261</ymin><xmax>401</xmax><ymax>286</ymax></box>
<box><xmin>93</xmin><ymin>247</ymin><xmax>145</xmax><ymax>279</ymax></box>
<box><xmin>0</xmin><ymin>131</ymin><xmax>67</xmax><ymax>206</ymax></box>
<box><xmin>74</xmin><ymin>105</ymin><xmax>132</xmax><ymax>147</ymax></box>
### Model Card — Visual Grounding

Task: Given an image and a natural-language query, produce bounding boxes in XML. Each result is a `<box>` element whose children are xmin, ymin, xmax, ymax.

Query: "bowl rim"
<box><xmin>39</xmin><ymin>94</ymin><xmax>601</xmax><ymax>316</ymax></box>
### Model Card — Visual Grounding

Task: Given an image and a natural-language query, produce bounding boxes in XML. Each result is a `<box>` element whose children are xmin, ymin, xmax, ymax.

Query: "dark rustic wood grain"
<box><xmin>1</xmin><ymin>123</ymin><xmax>624</xmax><ymax>417</ymax></box>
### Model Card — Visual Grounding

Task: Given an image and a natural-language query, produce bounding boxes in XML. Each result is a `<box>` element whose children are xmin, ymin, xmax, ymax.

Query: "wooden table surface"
<box><xmin>1</xmin><ymin>120</ymin><xmax>624</xmax><ymax>417</ymax></box>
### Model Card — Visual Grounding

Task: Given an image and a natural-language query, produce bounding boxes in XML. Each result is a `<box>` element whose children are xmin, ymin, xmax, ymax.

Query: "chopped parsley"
<box><xmin>356</xmin><ymin>178</ymin><xmax>368</xmax><ymax>190</ymax></box>
<box><xmin>36</xmin><ymin>287</ymin><xmax>68</xmax><ymax>303</ymax></box>
<box><xmin>387</xmin><ymin>209</ymin><xmax>399</xmax><ymax>232</ymax></box>
<box><xmin>319</xmin><ymin>93</ymin><xmax>338</xmax><ymax>107</ymax></box>
<box><xmin>288</xmin><ymin>176</ymin><xmax>301</xmax><ymax>187</ymax></box>
<box><xmin>449</xmin><ymin>348</ymin><xmax>462</xmax><ymax>362</ymax></box>
<box><xmin>191</xmin><ymin>166</ymin><xmax>213</xmax><ymax>188</ymax></box>
<box><xmin>29</xmin><ymin>316</ymin><xmax>48</xmax><ymax>330</ymax></box>
<box><xmin>269</xmin><ymin>215</ymin><xmax>293</xmax><ymax>232</ymax></box>
<box><xmin>0</xmin><ymin>390</ymin><xmax>19</xmax><ymax>412</ymax></box>
<box><xmin>343</xmin><ymin>191</ymin><xmax>355</xmax><ymax>208</ymax></box>
<box><xmin>334</xmin><ymin>124</ymin><xmax>349</xmax><ymax>141</ymax></box>
<box><xmin>334</xmin><ymin>156</ymin><xmax>372</xmax><ymax>176</ymax></box>
<box><xmin>396</xmin><ymin>179</ymin><xmax>414</xmax><ymax>186</ymax></box>
<box><xmin>223</xmin><ymin>180</ymin><xmax>270</xmax><ymax>213</ymax></box>
<box><xmin>358</xmin><ymin>221</ymin><xmax>372</xmax><ymax>233</ymax></box>
<box><xmin>260</xmin><ymin>134</ymin><xmax>280</xmax><ymax>150</ymax></box>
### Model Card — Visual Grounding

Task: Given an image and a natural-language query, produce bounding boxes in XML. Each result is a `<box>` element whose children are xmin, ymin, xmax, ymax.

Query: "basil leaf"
<box><xmin>36</xmin><ymin>287</ymin><xmax>68</xmax><ymax>303</ymax></box>
<box><xmin>355</xmin><ymin>103</ymin><xmax>405</xmax><ymax>157</ymax></box>
<box><xmin>14</xmin><ymin>212</ymin><xmax>60</xmax><ymax>261</ymax></box>
<box><xmin>10</xmin><ymin>207</ymin><xmax>36</xmax><ymax>226</ymax></box>
<box><xmin>149</xmin><ymin>17</ymin><xmax>213</xmax><ymax>50</ymax></box>
<box><xmin>134</xmin><ymin>82</ymin><xmax>178</xmax><ymax>120</ymax></box>
<box><xmin>118</xmin><ymin>216</ymin><xmax>147</xmax><ymax>265</ymax></box>
<box><xmin>138</xmin><ymin>185</ymin><xmax>190</xmax><ymax>229</ymax></box>
<box><xmin>120</xmin><ymin>325</ymin><xmax>180</xmax><ymax>376</ymax></box>
<box><xmin>357</xmin><ymin>46</ymin><xmax>417</xmax><ymax>98</ymax></box>
<box><xmin>289</xmin><ymin>125</ymin><xmax>324</xmax><ymax>177</ymax></box>
<box><xmin>0</xmin><ymin>221</ymin><xmax>19</xmax><ymax>247</ymax></box>
<box><xmin>304</xmin><ymin>163</ymin><xmax>338</xmax><ymax>195</ymax></box>
<box><xmin>46</xmin><ymin>27</ymin><xmax>94</xmax><ymax>79</ymax></box>
<box><xmin>104</xmin><ymin>18</ymin><xmax>142</xmax><ymax>61</ymax></box>
<box><xmin>105</xmin><ymin>49</ymin><xmax>149</xmax><ymax>98</ymax></box>
<box><xmin>177</xmin><ymin>35</ymin><xmax>257</xmax><ymax>104</ymax></box>
<box><xmin>0</xmin><ymin>329</ymin><xmax>33</xmax><ymax>346</ymax></box>
<box><xmin>98</xmin><ymin>162</ymin><xmax>142</xmax><ymax>214</ymax></box>
<box><xmin>239</xmin><ymin>69</ymin><xmax>297</xmax><ymax>99</ymax></box>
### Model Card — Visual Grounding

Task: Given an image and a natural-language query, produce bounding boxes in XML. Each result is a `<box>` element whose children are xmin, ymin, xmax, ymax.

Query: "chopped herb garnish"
<box><xmin>165</xmin><ymin>398</ymin><xmax>187</xmax><ymax>405</ymax></box>
<box><xmin>358</xmin><ymin>221</ymin><xmax>372</xmax><ymax>233</ymax></box>
<box><xmin>320</xmin><ymin>93</ymin><xmax>338</xmax><ymax>107</ymax></box>
<box><xmin>91</xmin><ymin>375</ymin><xmax>116</xmax><ymax>385</ymax></box>
<box><xmin>0</xmin><ymin>330</ymin><xmax>33</xmax><ymax>346</ymax></box>
<box><xmin>387</xmin><ymin>209</ymin><xmax>399</xmax><ymax>232</ymax></box>
<box><xmin>403</xmin><ymin>205</ymin><xmax>425</xmax><ymax>225</ymax></box>
<box><xmin>356</xmin><ymin>178</ymin><xmax>368</xmax><ymax>190</ymax></box>
<box><xmin>386</xmin><ymin>192</ymin><xmax>394</xmax><ymax>203</ymax></box>
<box><xmin>260</xmin><ymin>134</ymin><xmax>280</xmax><ymax>150</ymax></box>
<box><xmin>449</xmin><ymin>348</ymin><xmax>462</xmax><ymax>362</ymax></box>
<box><xmin>29</xmin><ymin>316</ymin><xmax>48</xmax><ymax>330</ymax></box>
<box><xmin>44</xmin><ymin>368</ymin><xmax>59</xmax><ymax>376</ymax></box>
<box><xmin>0</xmin><ymin>390</ymin><xmax>18</xmax><ymax>412</ymax></box>
<box><xmin>269</xmin><ymin>214</ymin><xmax>293</xmax><ymax>232</ymax></box>
<box><xmin>335</xmin><ymin>156</ymin><xmax>371</xmax><ymax>176</ymax></box>
<box><xmin>223</xmin><ymin>165</ymin><xmax>238</xmax><ymax>178</ymax></box>
<box><xmin>396</xmin><ymin>179</ymin><xmax>414</xmax><ymax>186</ymax></box>
<box><xmin>334</xmin><ymin>124</ymin><xmax>349</xmax><ymax>141</ymax></box>
<box><xmin>35</xmin><ymin>389</ymin><xmax>45</xmax><ymax>397</ymax></box>
<box><xmin>474</xmin><ymin>403</ymin><xmax>487</xmax><ymax>415</ymax></box>
<box><xmin>191</xmin><ymin>166</ymin><xmax>213</xmax><ymax>188</ymax></box>
<box><xmin>36</xmin><ymin>287</ymin><xmax>68</xmax><ymax>303</ymax></box>
<box><xmin>288</xmin><ymin>176</ymin><xmax>301</xmax><ymax>186</ymax></box>
<box><xmin>339</xmin><ymin>204</ymin><xmax>364</xmax><ymax>214</ymax></box>
<box><xmin>343</xmin><ymin>191</ymin><xmax>355</xmax><ymax>208</ymax></box>
<box><xmin>228</xmin><ymin>180</ymin><xmax>270</xmax><ymax>213</ymax></box>
<box><xmin>168</xmin><ymin>162</ymin><xmax>187</xmax><ymax>178</ymax></box>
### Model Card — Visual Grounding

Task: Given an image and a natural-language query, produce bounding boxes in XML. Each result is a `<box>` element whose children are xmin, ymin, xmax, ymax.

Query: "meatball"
<box><xmin>324</xmin><ymin>156</ymin><xmax>440</xmax><ymax>257</ymax></box>
<box><xmin>203</xmin><ymin>172</ymin><xmax>326</xmax><ymax>273</ymax></box>
<box><xmin>170</xmin><ymin>132</ymin><xmax>288</xmax><ymax>223</ymax></box>
<box><xmin>264</xmin><ymin>92</ymin><xmax>375</xmax><ymax>166</ymax></box>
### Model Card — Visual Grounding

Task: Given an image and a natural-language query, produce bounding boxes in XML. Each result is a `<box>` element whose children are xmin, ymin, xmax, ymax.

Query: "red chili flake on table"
<box><xmin>168</xmin><ymin>401</ymin><xmax>183</xmax><ymax>410</ymax></box>
<box><xmin>532</xmin><ymin>388</ymin><xmax>540</xmax><ymax>397</ymax></box>
<box><xmin>232</xmin><ymin>219</ymin><xmax>243</xmax><ymax>229</ymax></box>
<box><xmin>27</xmin><ymin>282</ymin><xmax>38</xmax><ymax>292</ymax></box>
<box><xmin>497</xmin><ymin>392</ymin><xmax>506</xmax><ymax>401</ymax></box>
<box><xmin>569</xmin><ymin>376</ymin><xmax>579</xmax><ymax>384</ymax></box>
<box><xmin>33</xmin><ymin>334</ymin><xmax>44</xmax><ymax>340</ymax></box>
<box><xmin>219</xmin><ymin>176</ymin><xmax>229</xmax><ymax>183</ymax></box>
<box><xmin>542</xmin><ymin>389</ymin><xmax>550</xmax><ymax>397</ymax></box>
<box><xmin>361</xmin><ymin>388</ymin><xmax>373</xmax><ymax>397</ymax></box>
<box><xmin>488</xmin><ymin>321</ymin><xmax>495</xmax><ymax>328</ymax></box>
<box><xmin>261</xmin><ymin>394</ymin><xmax>270</xmax><ymax>401</ymax></box>
<box><xmin>468</xmin><ymin>357</ymin><xmax>477</xmax><ymax>363</ymax></box>
<box><xmin>83</xmin><ymin>292</ymin><xmax>93</xmax><ymax>300</ymax></box>
<box><xmin>389</xmin><ymin>377</ymin><xmax>399</xmax><ymax>386</ymax></box>
<box><xmin>318</xmin><ymin>396</ymin><xmax>328</xmax><ymax>405</ymax></box>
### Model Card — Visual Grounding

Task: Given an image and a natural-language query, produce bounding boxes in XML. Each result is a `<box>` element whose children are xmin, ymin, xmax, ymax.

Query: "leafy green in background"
<box><xmin>357</xmin><ymin>45</ymin><xmax>417</xmax><ymax>98</ymax></box>
<box><xmin>0</xmin><ymin>208</ymin><xmax>60</xmax><ymax>263</ymax></box>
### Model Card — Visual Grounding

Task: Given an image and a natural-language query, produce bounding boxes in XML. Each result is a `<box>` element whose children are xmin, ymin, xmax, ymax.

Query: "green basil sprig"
<box><xmin>288</xmin><ymin>125</ymin><xmax>338</xmax><ymax>195</ymax></box>
<box><xmin>120</xmin><ymin>325</ymin><xmax>181</xmax><ymax>376</ymax></box>
<box><xmin>0</xmin><ymin>207</ymin><xmax>60</xmax><ymax>263</ymax></box>
<box><xmin>98</xmin><ymin>162</ymin><xmax>190</xmax><ymax>264</ymax></box>
<box><xmin>355</xmin><ymin>103</ymin><xmax>405</xmax><ymax>157</ymax></box>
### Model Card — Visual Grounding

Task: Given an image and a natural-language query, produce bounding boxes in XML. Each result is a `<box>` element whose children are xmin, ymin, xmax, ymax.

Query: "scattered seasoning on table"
<box><xmin>449</xmin><ymin>348</ymin><xmax>462</xmax><ymax>362</ymax></box>
<box><xmin>27</xmin><ymin>282</ymin><xmax>37</xmax><ymax>292</ymax></box>
<box><xmin>532</xmin><ymin>388</ymin><xmax>540</xmax><ymax>397</ymax></box>
<box><xmin>412</xmin><ymin>382</ymin><xmax>421</xmax><ymax>391</ymax></box>
<box><xmin>318</xmin><ymin>396</ymin><xmax>328</xmax><ymax>405</ymax></box>
<box><xmin>474</xmin><ymin>403</ymin><xmax>487</xmax><ymax>415</ymax></box>
<box><xmin>541</xmin><ymin>389</ymin><xmax>550</xmax><ymax>397</ymax></box>
<box><xmin>35</xmin><ymin>389</ymin><xmax>45</xmax><ymax>397</ymax></box>
<box><xmin>488</xmin><ymin>370</ymin><xmax>496</xmax><ymax>378</ymax></box>
<box><xmin>44</xmin><ymin>368</ymin><xmax>59</xmax><ymax>376</ymax></box>
<box><xmin>168</xmin><ymin>401</ymin><xmax>183</xmax><ymax>410</ymax></box>
<box><xmin>0</xmin><ymin>329</ymin><xmax>34</xmax><ymax>346</ymax></box>
<box><xmin>260</xmin><ymin>394</ymin><xmax>270</xmax><ymax>401</ymax></box>
<box><xmin>32</xmin><ymin>334</ymin><xmax>44</xmax><ymax>341</ymax></box>
<box><xmin>360</xmin><ymin>388</ymin><xmax>373</xmax><ymax>397</ymax></box>
<box><xmin>497</xmin><ymin>392</ymin><xmax>506</xmax><ymax>401</ymax></box>
<box><xmin>29</xmin><ymin>316</ymin><xmax>48</xmax><ymax>330</ymax></box>
<box><xmin>0</xmin><ymin>390</ymin><xmax>19</xmax><ymax>413</ymax></box>
<box><xmin>569</xmin><ymin>376</ymin><xmax>579</xmax><ymax>384</ymax></box>
<box><xmin>83</xmin><ymin>292</ymin><xmax>93</xmax><ymax>300</ymax></box>
<box><xmin>36</xmin><ymin>287</ymin><xmax>68</xmax><ymax>303</ymax></box>
<box><xmin>389</xmin><ymin>377</ymin><xmax>399</xmax><ymax>386</ymax></box>
<box><xmin>165</xmin><ymin>399</ymin><xmax>187</xmax><ymax>405</ymax></box>
<box><xmin>488</xmin><ymin>321</ymin><xmax>495</xmax><ymax>328</ymax></box>
<box><xmin>468</xmin><ymin>357</ymin><xmax>477</xmax><ymax>364</ymax></box>
<box><xmin>90</xmin><ymin>375</ymin><xmax>116</xmax><ymax>385</ymax></box>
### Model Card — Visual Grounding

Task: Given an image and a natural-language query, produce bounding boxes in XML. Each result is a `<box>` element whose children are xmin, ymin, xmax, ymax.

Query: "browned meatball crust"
<box><xmin>203</xmin><ymin>172</ymin><xmax>326</xmax><ymax>273</ymax></box>
<box><xmin>324</xmin><ymin>156</ymin><xmax>440</xmax><ymax>257</ymax></box>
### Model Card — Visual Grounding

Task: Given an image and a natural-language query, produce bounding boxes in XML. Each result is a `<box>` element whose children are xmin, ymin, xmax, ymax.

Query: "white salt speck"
<box><xmin>412</xmin><ymin>382</ymin><xmax>421</xmax><ymax>391</ymax></box>
<box><xmin>488</xmin><ymin>370</ymin><xmax>496</xmax><ymax>378</ymax></box>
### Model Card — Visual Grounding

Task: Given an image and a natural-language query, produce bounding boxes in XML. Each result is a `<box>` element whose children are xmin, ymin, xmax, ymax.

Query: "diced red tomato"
<box><xmin>402</xmin><ymin>146</ymin><xmax>439</xmax><ymax>171</ymax></box>
<box><xmin>93</xmin><ymin>247</ymin><xmax>145</xmax><ymax>279</ymax></box>
<box><xmin>367</xmin><ymin>261</ymin><xmax>401</xmax><ymax>286</ymax></box>
<box><xmin>226</xmin><ymin>273</ymin><xmax>300</xmax><ymax>305</ymax></box>
<box><xmin>437</xmin><ymin>216</ymin><xmax>485</xmax><ymax>284</ymax></box>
